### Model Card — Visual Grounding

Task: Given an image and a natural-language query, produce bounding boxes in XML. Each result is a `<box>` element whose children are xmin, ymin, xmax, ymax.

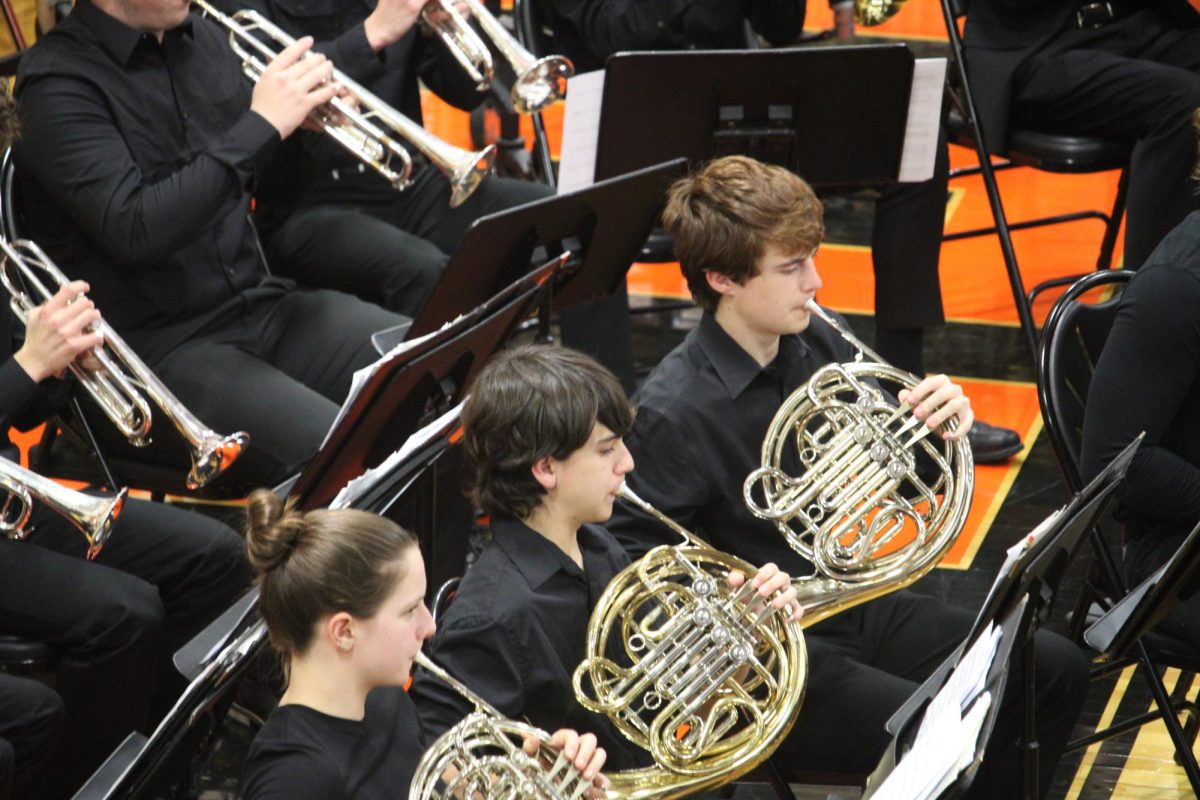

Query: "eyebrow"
<box><xmin>597</xmin><ymin>433</ymin><xmax>619</xmax><ymax>445</ymax></box>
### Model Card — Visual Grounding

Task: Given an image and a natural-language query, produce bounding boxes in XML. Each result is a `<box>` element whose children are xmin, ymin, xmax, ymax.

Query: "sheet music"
<box><xmin>329</xmin><ymin>402</ymin><xmax>465</xmax><ymax>509</ymax></box>
<box><xmin>897</xmin><ymin>58</ymin><xmax>947</xmax><ymax>183</ymax></box>
<box><xmin>869</xmin><ymin>617</ymin><xmax>1003</xmax><ymax>800</ymax></box>
<box><xmin>320</xmin><ymin>317</ymin><xmax>462</xmax><ymax>449</ymax></box>
<box><xmin>983</xmin><ymin>506</ymin><xmax>1065</xmax><ymax>604</ymax></box>
<box><xmin>557</xmin><ymin>69</ymin><xmax>606</xmax><ymax>194</ymax></box>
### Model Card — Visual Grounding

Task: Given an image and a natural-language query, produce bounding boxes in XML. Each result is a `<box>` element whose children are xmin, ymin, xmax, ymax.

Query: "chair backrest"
<box><xmin>1</xmin><ymin>146</ymin><xmax>23</xmax><ymax>242</ymax></box>
<box><xmin>1038</xmin><ymin>270</ymin><xmax>1134</xmax><ymax>491</ymax></box>
<box><xmin>514</xmin><ymin>0</ymin><xmax>555</xmax><ymax>58</ymax></box>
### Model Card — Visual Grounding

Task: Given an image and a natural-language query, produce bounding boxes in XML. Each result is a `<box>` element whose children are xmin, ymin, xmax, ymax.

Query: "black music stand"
<box><xmin>289</xmin><ymin>254</ymin><xmax>565</xmax><ymax>512</ymax></box>
<box><xmin>367</xmin><ymin>158</ymin><xmax>687</xmax><ymax>353</ymax></box>
<box><xmin>71</xmin><ymin>600</ymin><xmax>265</xmax><ymax>800</ymax></box>
<box><xmin>864</xmin><ymin>437</ymin><xmax>1140</xmax><ymax>800</ymax></box>
<box><xmin>592</xmin><ymin>46</ymin><xmax>917</xmax><ymax>187</ymax></box>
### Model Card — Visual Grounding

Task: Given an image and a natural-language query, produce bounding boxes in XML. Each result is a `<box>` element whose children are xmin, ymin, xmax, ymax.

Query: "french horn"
<box><xmin>411</xmin><ymin>652</ymin><xmax>596</xmax><ymax>800</ymax></box>
<box><xmin>743</xmin><ymin>300</ymin><xmax>974</xmax><ymax>627</ymax></box>
<box><xmin>572</xmin><ymin>483</ymin><xmax>806</xmax><ymax>799</ymax></box>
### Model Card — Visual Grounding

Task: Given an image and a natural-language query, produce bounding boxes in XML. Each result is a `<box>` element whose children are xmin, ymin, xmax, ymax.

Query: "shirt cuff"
<box><xmin>207</xmin><ymin>111</ymin><xmax>282</xmax><ymax>186</ymax></box>
<box><xmin>0</xmin><ymin>357</ymin><xmax>43</xmax><ymax>423</ymax></box>
<box><xmin>326</xmin><ymin>24</ymin><xmax>389</xmax><ymax>85</ymax></box>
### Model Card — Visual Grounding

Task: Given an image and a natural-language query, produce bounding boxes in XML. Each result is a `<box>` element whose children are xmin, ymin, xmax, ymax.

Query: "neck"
<box><xmin>714</xmin><ymin>305</ymin><xmax>780</xmax><ymax>367</ymax></box>
<box><xmin>522</xmin><ymin>506</ymin><xmax>584</xmax><ymax>568</ymax></box>
<box><xmin>281</xmin><ymin>651</ymin><xmax>371</xmax><ymax>721</ymax></box>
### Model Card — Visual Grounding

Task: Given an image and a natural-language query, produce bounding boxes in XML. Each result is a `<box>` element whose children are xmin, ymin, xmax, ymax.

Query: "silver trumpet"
<box><xmin>0</xmin><ymin>239</ymin><xmax>250</xmax><ymax>490</ymax></box>
<box><xmin>0</xmin><ymin>456</ymin><xmax>126</xmax><ymax>559</ymax></box>
<box><xmin>422</xmin><ymin>0</ymin><xmax>574</xmax><ymax>114</ymax></box>
<box><xmin>410</xmin><ymin>651</ymin><xmax>594</xmax><ymax>800</ymax></box>
<box><xmin>193</xmin><ymin>0</ymin><xmax>495</xmax><ymax>208</ymax></box>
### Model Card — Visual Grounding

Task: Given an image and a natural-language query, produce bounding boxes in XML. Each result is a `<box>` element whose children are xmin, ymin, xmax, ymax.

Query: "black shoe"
<box><xmin>968</xmin><ymin>419</ymin><xmax>1023</xmax><ymax>464</ymax></box>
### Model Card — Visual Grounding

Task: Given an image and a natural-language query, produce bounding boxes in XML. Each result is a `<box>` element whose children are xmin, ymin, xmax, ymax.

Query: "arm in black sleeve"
<box><xmin>547</xmin><ymin>0</ymin><xmax>694</xmax><ymax>59</ymax></box>
<box><xmin>409</xmin><ymin>612</ymin><xmax>527</xmax><ymax>743</ymax></box>
<box><xmin>16</xmin><ymin>74</ymin><xmax>278</xmax><ymax>266</ymax></box>
<box><xmin>750</xmin><ymin>0</ymin><xmax>805</xmax><ymax>45</ymax></box>
<box><xmin>417</xmin><ymin>32</ymin><xmax>491</xmax><ymax>112</ymax></box>
<box><xmin>1081</xmin><ymin>268</ymin><xmax>1200</xmax><ymax>524</ymax></box>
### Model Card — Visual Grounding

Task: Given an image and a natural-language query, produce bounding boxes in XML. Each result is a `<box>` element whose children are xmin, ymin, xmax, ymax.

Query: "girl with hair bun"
<box><xmin>239</xmin><ymin>489</ymin><xmax>609</xmax><ymax>799</ymax></box>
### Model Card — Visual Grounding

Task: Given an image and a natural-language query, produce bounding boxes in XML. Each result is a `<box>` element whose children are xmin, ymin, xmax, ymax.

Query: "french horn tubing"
<box><xmin>410</xmin><ymin>652</ymin><xmax>595</xmax><ymax>800</ymax></box>
<box><xmin>572</xmin><ymin>483</ymin><xmax>806</xmax><ymax>799</ymax></box>
<box><xmin>743</xmin><ymin>300</ymin><xmax>974</xmax><ymax>626</ymax></box>
<box><xmin>0</xmin><ymin>238</ymin><xmax>250</xmax><ymax>489</ymax></box>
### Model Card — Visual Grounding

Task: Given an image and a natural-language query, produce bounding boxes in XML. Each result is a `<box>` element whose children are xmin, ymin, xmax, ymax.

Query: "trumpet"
<box><xmin>0</xmin><ymin>239</ymin><xmax>250</xmax><ymax>490</ymax></box>
<box><xmin>0</xmin><ymin>456</ymin><xmax>126</xmax><ymax>559</ymax></box>
<box><xmin>572</xmin><ymin>483</ymin><xmax>806</xmax><ymax>799</ymax></box>
<box><xmin>193</xmin><ymin>0</ymin><xmax>496</xmax><ymax>208</ymax></box>
<box><xmin>742</xmin><ymin>300</ymin><xmax>973</xmax><ymax>626</ymax></box>
<box><xmin>422</xmin><ymin>0</ymin><xmax>574</xmax><ymax>114</ymax></box>
<box><xmin>410</xmin><ymin>651</ymin><xmax>594</xmax><ymax>800</ymax></box>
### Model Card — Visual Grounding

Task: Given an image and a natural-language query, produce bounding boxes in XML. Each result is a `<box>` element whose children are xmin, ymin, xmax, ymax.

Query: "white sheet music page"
<box><xmin>556</xmin><ymin>69</ymin><xmax>606</xmax><ymax>194</ymax></box>
<box><xmin>897</xmin><ymin>58</ymin><xmax>947</xmax><ymax>183</ymax></box>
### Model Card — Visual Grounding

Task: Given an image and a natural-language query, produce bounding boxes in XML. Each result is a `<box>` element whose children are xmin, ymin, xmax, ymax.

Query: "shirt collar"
<box><xmin>491</xmin><ymin>516</ymin><xmax>608</xmax><ymax>590</ymax></box>
<box><xmin>74</xmin><ymin>0</ymin><xmax>194</xmax><ymax>66</ymax></box>
<box><xmin>694</xmin><ymin>312</ymin><xmax>809</xmax><ymax>398</ymax></box>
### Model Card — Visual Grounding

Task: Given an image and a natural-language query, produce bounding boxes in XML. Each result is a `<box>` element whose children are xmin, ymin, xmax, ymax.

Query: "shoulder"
<box><xmin>633</xmin><ymin>334</ymin><xmax>707</xmax><ymax>412</ymax></box>
<box><xmin>16</xmin><ymin>22</ymin><xmax>101</xmax><ymax>87</ymax></box>
<box><xmin>242</xmin><ymin>712</ymin><xmax>347</xmax><ymax>799</ymax></box>
<box><xmin>439</xmin><ymin>545</ymin><xmax>531</xmax><ymax>628</ymax></box>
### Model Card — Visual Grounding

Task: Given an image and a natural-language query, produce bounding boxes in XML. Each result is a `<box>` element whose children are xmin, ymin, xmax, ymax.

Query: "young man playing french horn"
<box><xmin>605</xmin><ymin>155</ymin><xmax>1090</xmax><ymax>798</ymax></box>
<box><xmin>408</xmin><ymin>343</ymin><xmax>802</xmax><ymax>780</ymax></box>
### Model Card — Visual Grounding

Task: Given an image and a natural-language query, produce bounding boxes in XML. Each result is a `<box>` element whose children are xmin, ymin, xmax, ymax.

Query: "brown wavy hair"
<box><xmin>462</xmin><ymin>344</ymin><xmax>633</xmax><ymax>519</ymax></box>
<box><xmin>662</xmin><ymin>156</ymin><xmax>824</xmax><ymax>312</ymax></box>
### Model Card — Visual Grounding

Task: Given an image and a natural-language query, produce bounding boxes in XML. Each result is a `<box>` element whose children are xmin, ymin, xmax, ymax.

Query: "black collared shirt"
<box><xmin>13</xmin><ymin>0</ymin><xmax>285</xmax><ymax>362</ymax></box>
<box><xmin>408</xmin><ymin>515</ymin><xmax>647</xmax><ymax>769</ymax></box>
<box><xmin>542</xmin><ymin>0</ymin><xmax>805</xmax><ymax>73</ymax></box>
<box><xmin>606</xmin><ymin>310</ymin><xmax>857</xmax><ymax>576</ymax></box>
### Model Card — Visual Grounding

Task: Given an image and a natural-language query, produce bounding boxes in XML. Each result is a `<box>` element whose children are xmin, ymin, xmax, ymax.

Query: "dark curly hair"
<box><xmin>462</xmin><ymin>344</ymin><xmax>633</xmax><ymax>519</ymax></box>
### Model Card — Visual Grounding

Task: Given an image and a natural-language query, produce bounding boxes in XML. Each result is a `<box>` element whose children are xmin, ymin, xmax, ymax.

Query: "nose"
<box><xmin>802</xmin><ymin>255</ymin><xmax>822</xmax><ymax>293</ymax></box>
<box><xmin>420</xmin><ymin>604</ymin><xmax>437</xmax><ymax>640</ymax></box>
<box><xmin>617</xmin><ymin>442</ymin><xmax>635</xmax><ymax>476</ymax></box>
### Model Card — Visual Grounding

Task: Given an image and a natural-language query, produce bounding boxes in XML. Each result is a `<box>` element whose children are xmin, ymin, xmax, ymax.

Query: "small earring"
<box><xmin>338</xmin><ymin>641</ymin><xmax>352</xmax><ymax>652</ymax></box>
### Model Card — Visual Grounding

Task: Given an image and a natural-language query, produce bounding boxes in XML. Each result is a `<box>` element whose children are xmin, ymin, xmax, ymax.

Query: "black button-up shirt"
<box><xmin>409</xmin><ymin>515</ymin><xmax>647</xmax><ymax>769</ymax></box>
<box><xmin>13</xmin><ymin>0</ymin><xmax>287</xmax><ymax>362</ymax></box>
<box><xmin>542</xmin><ymin>0</ymin><xmax>805</xmax><ymax>73</ymax></box>
<box><xmin>606</xmin><ymin>311</ymin><xmax>857</xmax><ymax>577</ymax></box>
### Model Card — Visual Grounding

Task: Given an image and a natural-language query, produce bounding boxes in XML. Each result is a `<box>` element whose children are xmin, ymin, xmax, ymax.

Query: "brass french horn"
<box><xmin>743</xmin><ymin>300</ymin><xmax>974</xmax><ymax>627</ymax></box>
<box><xmin>572</xmin><ymin>483</ymin><xmax>806</xmax><ymax>799</ymax></box>
<box><xmin>410</xmin><ymin>652</ymin><xmax>596</xmax><ymax>800</ymax></box>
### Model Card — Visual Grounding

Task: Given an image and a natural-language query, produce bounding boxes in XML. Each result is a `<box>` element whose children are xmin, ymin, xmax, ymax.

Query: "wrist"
<box><xmin>363</xmin><ymin>13</ymin><xmax>406</xmax><ymax>51</ymax></box>
<box><xmin>13</xmin><ymin>347</ymin><xmax>51</xmax><ymax>384</ymax></box>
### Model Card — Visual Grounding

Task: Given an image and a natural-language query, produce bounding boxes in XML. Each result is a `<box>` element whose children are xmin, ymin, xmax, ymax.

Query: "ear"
<box><xmin>326</xmin><ymin>612</ymin><xmax>355</xmax><ymax>654</ymax></box>
<box><xmin>530</xmin><ymin>455</ymin><xmax>557</xmax><ymax>492</ymax></box>
<box><xmin>706</xmin><ymin>270</ymin><xmax>739</xmax><ymax>299</ymax></box>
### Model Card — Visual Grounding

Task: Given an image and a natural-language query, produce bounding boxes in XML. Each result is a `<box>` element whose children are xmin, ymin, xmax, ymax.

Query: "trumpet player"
<box><xmin>14</xmin><ymin>0</ymin><xmax>411</xmax><ymax>486</ymax></box>
<box><xmin>238</xmin><ymin>489</ymin><xmax>610</xmax><ymax>799</ymax></box>
<box><xmin>605</xmin><ymin>155</ymin><xmax>1089</xmax><ymax>799</ymax></box>
<box><xmin>409</xmin><ymin>344</ymin><xmax>802</xmax><ymax>771</ymax></box>
<box><xmin>208</xmin><ymin>0</ymin><xmax>552</xmax><ymax>316</ymax></box>
<box><xmin>0</xmin><ymin>268</ymin><xmax>249</xmax><ymax>796</ymax></box>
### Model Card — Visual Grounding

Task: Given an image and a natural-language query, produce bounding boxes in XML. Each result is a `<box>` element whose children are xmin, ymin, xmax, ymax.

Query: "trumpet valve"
<box><xmin>187</xmin><ymin>431</ymin><xmax>250</xmax><ymax>490</ymax></box>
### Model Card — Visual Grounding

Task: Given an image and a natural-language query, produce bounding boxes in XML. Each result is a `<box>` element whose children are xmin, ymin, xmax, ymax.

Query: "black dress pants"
<box><xmin>265</xmin><ymin>168</ymin><xmax>553</xmax><ymax>316</ymax></box>
<box><xmin>0</xmin><ymin>495</ymin><xmax>248</xmax><ymax>795</ymax></box>
<box><xmin>773</xmin><ymin>590</ymin><xmax>1090</xmax><ymax>799</ymax></box>
<box><xmin>148</xmin><ymin>288</ymin><xmax>406</xmax><ymax>485</ymax></box>
<box><xmin>1012</xmin><ymin>10</ymin><xmax>1200</xmax><ymax>270</ymax></box>
<box><xmin>0</xmin><ymin>675</ymin><xmax>63</xmax><ymax>799</ymax></box>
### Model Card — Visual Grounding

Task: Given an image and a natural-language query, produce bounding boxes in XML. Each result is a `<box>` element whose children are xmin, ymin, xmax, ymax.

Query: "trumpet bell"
<box><xmin>512</xmin><ymin>54</ymin><xmax>574</xmax><ymax>115</ymax></box>
<box><xmin>448</xmin><ymin>143</ymin><xmax>497</xmax><ymax>209</ymax></box>
<box><xmin>187</xmin><ymin>431</ymin><xmax>250</xmax><ymax>491</ymax></box>
<box><xmin>83</xmin><ymin>487</ymin><xmax>127</xmax><ymax>560</ymax></box>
